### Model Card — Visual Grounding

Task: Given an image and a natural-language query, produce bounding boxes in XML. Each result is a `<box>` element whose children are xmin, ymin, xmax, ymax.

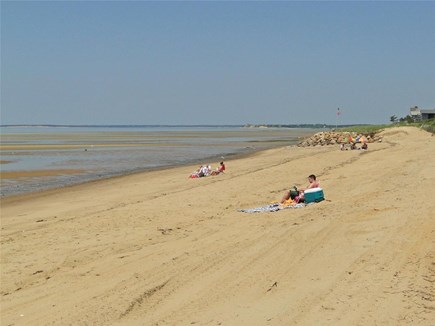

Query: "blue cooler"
<box><xmin>304</xmin><ymin>187</ymin><xmax>324</xmax><ymax>203</ymax></box>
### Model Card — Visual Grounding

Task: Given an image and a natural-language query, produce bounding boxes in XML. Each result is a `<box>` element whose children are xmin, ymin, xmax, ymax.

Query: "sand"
<box><xmin>1</xmin><ymin>126</ymin><xmax>434</xmax><ymax>325</ymax></box>
<box><xmin>0</xmin><ymin>169</ymin><xmax>85</xmax><ymax>179</ymax></box>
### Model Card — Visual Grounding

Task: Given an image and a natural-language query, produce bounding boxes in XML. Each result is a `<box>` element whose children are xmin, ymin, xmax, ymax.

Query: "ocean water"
<box><xmin>0</xmin><ymin>126</ymin><xmax>318</xmax><ymax>197</ymax></box>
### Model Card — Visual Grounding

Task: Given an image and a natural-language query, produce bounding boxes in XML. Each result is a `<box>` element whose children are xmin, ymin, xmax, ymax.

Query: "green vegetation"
<box><xmin>417</xmin><ymin>119</ymin><xmax>435</xmax><ymax>134</ymax></box>
<box><xmin>390</xmin><ymin>115</ymin><xmax>398</xmax><ymax>123</ymax></box>
<box><xmin>340</xmin><ymin>119</ymin><xmax>435</xmax><ymax>134</ymax></box>
<box><xmin>339</xmin><ymin>125</ymin><xmax>390</xmax><ymax>134</ymax></box>
<box><xmin>244</xmin><ymin>123</ymin><xmax>372</xmax><ymax>129</ymax></box>
<box><xmin>244</xmin><ymin>115</ymin><xmax>435</xmax><ymax>135</ymax></box>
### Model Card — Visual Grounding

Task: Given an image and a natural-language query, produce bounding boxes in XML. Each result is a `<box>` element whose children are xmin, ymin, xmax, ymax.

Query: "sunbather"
<box><xmin>280</xmin><ymin>174</ymin><xmax>319</xmax><ymax>203</ymax></box>
<box><xmin>189</xmin><ymin>166</ymin><xmax>203</xmax><ymax>178</ymax></box>
<box><xmin>202</xmin><ymin>165</ymin><xmax>212</xmax><ymax>177</ymax></box>
<box><xmin>189</xmin><ymin>164</ymin><xmax>213</xmax><ymax>178</ymax></box>
<box><xmin>211</xmin><ymin>161</ymin><xmax>225</xmax><ymax>175</ymax></box>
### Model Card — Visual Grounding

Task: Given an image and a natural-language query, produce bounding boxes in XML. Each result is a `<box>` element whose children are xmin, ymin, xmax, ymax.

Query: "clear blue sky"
<box><xmin>1</xmin><ymin>1</ymin><xmax>434</xmax><ymax>125</ymax></box>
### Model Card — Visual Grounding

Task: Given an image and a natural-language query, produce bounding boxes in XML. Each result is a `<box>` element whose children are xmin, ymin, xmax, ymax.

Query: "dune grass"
<box><xmin>339</xmin><ymin>119</ymin><xmax>435</xmax><ymax>134</ymax></box>
<box><xmin>338</xmin><ymin>125</ymin><xmax>389</xmax><ymax>134</ymax></box>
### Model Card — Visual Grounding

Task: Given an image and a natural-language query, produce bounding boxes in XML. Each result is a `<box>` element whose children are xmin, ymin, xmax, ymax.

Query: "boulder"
<box><xmin>298</xmin><ymin>130</ymin><xmax>382</xmax><ymax>147</ymax></box>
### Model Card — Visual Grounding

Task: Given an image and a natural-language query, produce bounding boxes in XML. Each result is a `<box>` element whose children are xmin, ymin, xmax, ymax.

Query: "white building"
<box><xmin>409</xmin><ymin>106</ymin><xmax>435</xmax><ymax>121</ymax></box>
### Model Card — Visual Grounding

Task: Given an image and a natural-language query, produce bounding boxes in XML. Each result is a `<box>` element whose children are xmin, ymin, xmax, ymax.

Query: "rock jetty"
<box><xmin>298</xmin><ymin>131</ymin><xmax>383</xmax><ymax>147</ymax></box>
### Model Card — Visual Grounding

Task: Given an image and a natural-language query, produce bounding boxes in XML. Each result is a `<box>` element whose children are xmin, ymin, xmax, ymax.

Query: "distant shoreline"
<box><xmin>1</xmin><ymin>124</ymin><xmax>245</xmax><ymax>128</ymax></box>
<box><xmin>1</xmin><ymin>123</ymin><xmax>372</xmax><ymax>129</ymax></box>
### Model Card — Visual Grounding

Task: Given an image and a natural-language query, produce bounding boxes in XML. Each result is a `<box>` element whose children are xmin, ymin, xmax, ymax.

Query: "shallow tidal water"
<box><xmin>0</xmin><ymin>126</ymin><xmax>318</xmax><ymax>197</ymax></box>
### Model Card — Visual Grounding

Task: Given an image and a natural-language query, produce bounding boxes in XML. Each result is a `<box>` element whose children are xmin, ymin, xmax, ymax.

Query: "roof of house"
<box><xmin>420</xmin><ymin>109</ymin><xmax>435</xmax><ymax>114</ymax></box>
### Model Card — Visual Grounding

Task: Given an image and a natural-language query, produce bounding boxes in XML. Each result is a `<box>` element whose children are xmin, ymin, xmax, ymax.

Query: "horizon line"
<box><xmin>0</xmin><ymin>123</ymin><xmax>373</xmax><ymax>128</ymax></box>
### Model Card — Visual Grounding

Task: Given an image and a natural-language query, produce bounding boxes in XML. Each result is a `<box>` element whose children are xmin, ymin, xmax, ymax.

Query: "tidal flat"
<box><xmin>0</xmin><ymin>126</ymin><xmax>317</xmax><ymax>196</ymax></box>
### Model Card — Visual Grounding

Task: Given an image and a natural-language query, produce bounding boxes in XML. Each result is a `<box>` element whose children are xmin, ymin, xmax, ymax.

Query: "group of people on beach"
<box><xmin>341</xmin><ymin>142</ymin><xmax>368</xmax><ymax>151</ymax></box>
<box><xmin>189</xmin><ymin>160</ymin><xmax>320</xmax><ymax>205</ymax></box>
<box><xmin>189</xmin><ymin>161</ymin><xmax>225</xmax><ymax>178</ymax></box>
<box><xmin>341</xmin><ymin>134</ymin><xmax>368</xmax><ymax>151</ymax></box>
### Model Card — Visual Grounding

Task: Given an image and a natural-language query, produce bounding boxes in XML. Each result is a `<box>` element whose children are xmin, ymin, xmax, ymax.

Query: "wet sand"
<box><xmin>1</xmin><ymin>127</ymin><xmax>315</xmax><ymax>197</ymax></box>
<box><xmin>1</xmin><ymin>127</ymin><xmax>434</xmax><ymax>325</ymax></box>
<box><xmin>0</xmin><ymin>129</ymin><xmax>316</xmax><ymax>151</ymax></box>
<box><xmin>0</xmin><ymin>169</ymin><xmax>85</xmax><ymax>179</ymax></box>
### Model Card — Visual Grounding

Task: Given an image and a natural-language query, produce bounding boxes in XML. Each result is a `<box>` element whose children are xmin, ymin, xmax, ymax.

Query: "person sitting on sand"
<box><xmin>361</xmin><ymin>142</ymin><xmax>368</xmax><ymax>150</ymax></box>
<box><xmin>211</xmin><ymin>161</ymin><xmax>225</xmax><ymax>176</ymax></box>
<box><xmin>201</xmin><ymin>165</ymin><xmax>211</xmax><ymax>177</ymax></box>
<box><xmin>280</xmin><ymin>174</ymin><xmax>319</xmax><ymax>204</ymax></box>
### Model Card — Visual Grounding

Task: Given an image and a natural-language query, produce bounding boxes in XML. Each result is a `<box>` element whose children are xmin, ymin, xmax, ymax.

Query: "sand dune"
<box><xmin>1</xmin><ymin>126</ymin><xmax>434</xmax><ymax>325</ymax></box>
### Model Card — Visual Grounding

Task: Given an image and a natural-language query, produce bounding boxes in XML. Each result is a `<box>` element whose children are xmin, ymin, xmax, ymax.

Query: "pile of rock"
<box><xmin>298</xmin><ymin>131</ymin><xmax>383</xmax><ymax>147</ymax></box>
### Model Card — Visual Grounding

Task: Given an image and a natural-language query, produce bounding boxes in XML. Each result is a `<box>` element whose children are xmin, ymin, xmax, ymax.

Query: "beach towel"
<box><xmin>239</xmin><ymin>203</ymin><xmax>306</xmax><ymax>213</ymax></box>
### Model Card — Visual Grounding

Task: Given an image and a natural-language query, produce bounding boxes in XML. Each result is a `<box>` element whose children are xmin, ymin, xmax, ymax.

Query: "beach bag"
<box><xmin>290</xmin><ymin>186</ymin><xmax>299</xmax><ymax>200</ymax></box>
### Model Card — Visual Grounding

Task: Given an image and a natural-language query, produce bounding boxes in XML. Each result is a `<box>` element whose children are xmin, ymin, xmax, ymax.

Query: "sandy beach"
<box><xmin>1</xmin><ymin>126</ymin><xmax>434</xmax><ymax>325</ymax></box>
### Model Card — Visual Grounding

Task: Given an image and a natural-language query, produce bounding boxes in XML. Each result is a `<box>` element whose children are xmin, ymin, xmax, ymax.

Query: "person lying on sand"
<box><xmin>189</xmin><ymin>166</ymin><xmax>202</xmax><ymax>178</ymax></box>
<box><xmin>189</xmin><ymin>165</ymin><xmax>209</xmax><ymax>178</ymax></box>
<box><xmin>280</xmin><ymin>174</ymin><xmax>319</xmax><ymax>204</ymax></box>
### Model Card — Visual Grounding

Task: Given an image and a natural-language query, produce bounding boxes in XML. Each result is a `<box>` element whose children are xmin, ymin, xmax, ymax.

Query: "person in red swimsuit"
<box><xmin>211</xmin><ymin>161</ymin><xmax>225</xmax><ymax>176</ymax></box>
<box><xmin>280</xmin><ymin>174</ymin><xmax>319</xmax><ymax>203</ymax></box>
